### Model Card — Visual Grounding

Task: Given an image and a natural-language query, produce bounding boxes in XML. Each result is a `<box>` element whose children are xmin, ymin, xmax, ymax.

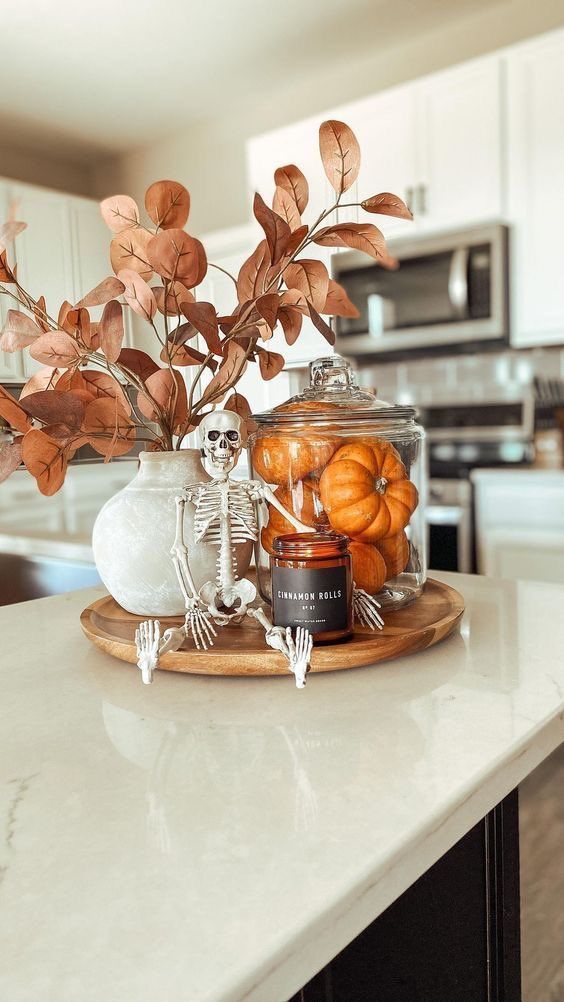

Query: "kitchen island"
<box><xmin>1</xmin><ymin>572</ymin><xmax>563</xmax><ymax>1001</ymax></box>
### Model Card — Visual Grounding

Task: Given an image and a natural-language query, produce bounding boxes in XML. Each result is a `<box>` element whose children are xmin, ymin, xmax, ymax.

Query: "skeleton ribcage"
<box><xmin>186</xmin><ymin>482</ymin><xmax>258</xmax><ymax>545</ymax></box>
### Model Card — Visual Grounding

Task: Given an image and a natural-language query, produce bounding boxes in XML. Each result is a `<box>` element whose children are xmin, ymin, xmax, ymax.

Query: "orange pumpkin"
<box><xmin>251</xmin><ymin>432</ymin><xmax>339</xmax><ymax>485</ymax></box>
<box><xmin>375</xmin><ymin>530</ymin><xmax>410</xmax><ymax>578</ymax></box>
<box><xmin>349</xmin><ymin>541</ymin><xmax>387</xmax><ymax>594</ymax></box>
<box><xmin>319</xmin><ymin>439</ymin><xmax>418</xmax><ymax>542</ymax></box>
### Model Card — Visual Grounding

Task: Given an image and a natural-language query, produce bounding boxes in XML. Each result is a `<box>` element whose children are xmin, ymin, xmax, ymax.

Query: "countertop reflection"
<box><xmin>1</xmin><ymin>572</ymin><xmax>563</xmax><ymax>1002</ymax></box>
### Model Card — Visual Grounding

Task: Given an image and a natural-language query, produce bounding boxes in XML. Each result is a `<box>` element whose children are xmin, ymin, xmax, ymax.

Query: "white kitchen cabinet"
<box><xmin>415</xmin><ymin>58</ymin><xmax>503</xmax><ymax>231</ymax></box>
<box><xmin>247</xmin><ymin>56</ymin><xmax>503</xmax><ymax>246</ymax></box>
<box><xmin>340</xmin><ymin>85</ymin><xmax>417</xmax><ymax>238</ymax></box>
<box><xmin>506</xmin><ymin>31</ymin><xmax>564</xmax><ymax>348</ymax></box>
<box><xmin>246</xmin><ymin>112</ymin><xmax>334</xmax><ymax>227</ymax></box>
<box><xmin>9</xmin><ymin>183</ymin><xmax>75</xmax><ymax>377</ymax></box>
<box><xmin>69</xmin><ymin>195</ymin><xmax>132</xmax><ymax>346</ymax></box>
<box><xmin>0</xmin><ymin>179</ymin><xmax>24</xmax><ymax>382</ymax></box>
<box><xmin>472</xmin><ymin>470</ymin><xmax>564</xmax><ymax>582</ymax></box>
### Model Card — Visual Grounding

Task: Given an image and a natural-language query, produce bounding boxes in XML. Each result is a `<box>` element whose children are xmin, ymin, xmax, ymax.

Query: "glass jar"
<box><xmin>271</xmin><ymin>531</ymin><xmax>353</xmax><ymax>643</ymax></box>
<box><xmin>248</xmin><ymin>355</ymin><xmax>426</xmax><ymax>611</ymax></box>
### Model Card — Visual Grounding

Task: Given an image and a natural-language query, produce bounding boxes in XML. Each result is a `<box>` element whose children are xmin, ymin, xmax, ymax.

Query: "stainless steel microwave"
<box><xmin>333</xmin><ymin>223</ymin><xmax>509</xmax><ymax>358</ymax></box>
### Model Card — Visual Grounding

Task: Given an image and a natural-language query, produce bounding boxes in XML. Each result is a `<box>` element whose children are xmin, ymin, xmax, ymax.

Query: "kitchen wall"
<box><xmin>0</xmin><ymin>144</ymin><xmax>94</xmax><ymax>197</ymax></box>
<box><xmin>92</xmin><ymin>0</ymin><xmax>564</xmax><ymax>235</ymax></box>
<box><xmin>287</xmin><ymin>344</ymin><xmax>563</xmax><ymax>406</ymax></box>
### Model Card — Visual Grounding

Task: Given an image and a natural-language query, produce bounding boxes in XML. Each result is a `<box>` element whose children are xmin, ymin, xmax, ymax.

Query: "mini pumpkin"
<box><xmin>349</xmin><ymin>540</ymin><xmax>387</xmax><ymax>595</ymax></box>
<box><xmin>319</xmin><ymin>439</ymin><xmax>418</xmax><ymax>542</ymax></box>
<box><xmin>251</xmin><ymin>432</ymin><xmax>339</xmax><ymax>485</ymax></box>
<box><xmin>375</xmin><ymin>530</ymin><xmax>410</xmax><ymax>578</ymax></box>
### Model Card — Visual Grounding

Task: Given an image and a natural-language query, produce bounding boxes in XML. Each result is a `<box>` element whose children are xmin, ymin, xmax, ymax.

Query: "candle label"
<box><xmin>272</xmin><ymin>565</ymin><xmax>349</xmax><ymax>634</ymax></box>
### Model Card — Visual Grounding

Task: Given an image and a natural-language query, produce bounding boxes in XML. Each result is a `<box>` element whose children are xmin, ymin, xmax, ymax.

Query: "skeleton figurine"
<box><xmin>135</xmin><ymin>409</ymin><xmax>383</xmax><ymax>686</ymax></box>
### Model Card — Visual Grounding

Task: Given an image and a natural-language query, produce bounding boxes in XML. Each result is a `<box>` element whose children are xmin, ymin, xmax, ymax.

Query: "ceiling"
<box><xmin>0</xmin><ymin>0</ymin><xmax>501</xmax><ymax>161</ymax></box>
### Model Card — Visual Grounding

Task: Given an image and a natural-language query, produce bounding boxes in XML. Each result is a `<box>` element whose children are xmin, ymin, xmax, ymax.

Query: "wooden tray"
<box><xmin>81</xmin><ymin>578</ymin><xmax>464</xmax><ymax>677</ymax></box>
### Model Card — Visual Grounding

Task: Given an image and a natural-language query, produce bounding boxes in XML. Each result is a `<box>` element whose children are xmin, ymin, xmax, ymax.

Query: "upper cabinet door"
<box><xmin>247</xmin><ymin>113</ymin><xmax>336</xmax><ymax>226</ymax></box>
<box><xmin>415</xmin><ymin>58</ymin><xmax>503</xmax><ymax>232</ymax></box>
<box><xmin>10</xmin><ymin>184</ymin><xmax>75</xmax><ymax>376</ymax></box>
<box><xmin>70</xmin><ymin>196</ymin><xmax>132</xmax><ymax>348</ymax></box>
<box><xmin>69</xmin><ymin>197</ymin><xmax>111</xmax><ymax>309</ymax></box>
<box><xmin>506</xmin><ymin>32</ymin><xmax>564</xmax><ymax>347</ymax></box>
<box><xmin>340</xmin><ymin>86</ymin><xmax>418</xmax><ymax>239</ymax></box>
<box><xmin>0</xmin><ymin>179</ymin><xmax>24</xmax><ymax>381</ymax></box>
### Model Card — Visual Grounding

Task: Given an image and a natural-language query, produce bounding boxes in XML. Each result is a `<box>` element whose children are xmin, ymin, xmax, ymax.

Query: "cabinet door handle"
<box><xmin>417</xmin><ymin>183</ymin><xmax>427</xmax><ymax>215</ymax></box>
<box><xmin>406</xmin><ymin>187</ymin><xmax>414</xmax><ymax>214</ymax></box>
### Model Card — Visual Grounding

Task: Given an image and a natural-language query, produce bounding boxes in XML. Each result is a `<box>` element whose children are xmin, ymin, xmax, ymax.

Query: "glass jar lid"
<box><xmin>252</xmin><ymin>355</ymin><xmax>416</xmax><ymax>426</ymax></box>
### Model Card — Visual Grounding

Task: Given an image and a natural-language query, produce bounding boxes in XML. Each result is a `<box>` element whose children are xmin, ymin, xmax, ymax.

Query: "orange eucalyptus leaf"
<box><xmin>29</xmin><ymin>331</ymin><xmax>85</xmax><ymax>368</ymax></box>
<box><xmin>321</xmin><ymin>278</ymin><xmax>360</xmax><ymax>318</ymax></box>
<box><xmin>272</xmin><ymin>186</ymin><xmax>301</xmax><ymax>231</ymax></box>
<box><xmin>100</xmin><ymin>195</ymin><xmax>140</xmax><ymax>233</ymax></box>
<box><xmin>75</xmin><ymin>276</ymin><xmax>125</xmax><ymax>309</ymax></box>
<box><xmin>153</xmin><ymin>282</ymin><xmax>195</xmax><ymax>316</ymax></box>
<box><xmin>110</xmin><ymin>227</ymin><xmax>153</xmax><ymax>280</ymax></box>
<box><xmin>0</xmin><ymin>310</ymin><xmax>42</xmax><ymax>351</ymax></box>
<box><xmin>253</xmin><ymin>193</ymin><xmax>291</xmax><ymax>266</ymax></box>
<box><xmin>255</xmin><ymin>293</ymin><xmax>279</xmax><ymax>329</ymax></box>
<box><xmin>21</xmin><ymin>429</ymin><xmax>68</xmax><ymax>495</ymax></box>
<box><xmin>33</xmin><ymin>296</ymin><xmax>50</xmax><ymax>332</ymax></box>
<box><xmin>284</xmin><ymin>259</ymin><xmax>329</xmax><ymax>312</ymax></box>
<box><xmin>20</xmin><ymin>389</ymin><xmax>85</xmax><ymax>428</ymax></box>
<box><xmin>147</xmin><ymin>229</ymin><xmax>206</xmax><ymax>288</ymax></box>
<box><xmin>201</xmin><ymin>342</ymin><xmax>247</xmax><ymax>406</ymax></box>
<box><xmin>273</xmin><ymin>165</ymin><xmax>309</xmax><ymax>214</ymax></box>
<box><xmin>145</xmin><ymin>181</ymin><xmax>190</xmax><ymax>230</ymax></box>
<box><xmin>117</xmin><ymin>347</ymin><xmax>160</xmax><ymax>382</ymax></box>
<box><xmin>0</xmin><ymin>438</ymin><xmax>23</xmax><ymax>483</ymax></box>
<box><xmin>117</xmin><ymin>269</ymin><xmax>157</xmax><ymax>322</ymax></box>
<box><xmin>237</xmin><ymin>240</ymin><xmax>270</xmax><ymax>304</ymax></box>
<box><xmin>307</xmin><ymin>303</ymin><xmax>335</xmax><ymax>345</ymax></box>
<box><xmin>313</xmin><ymin>221</ymin><xmax>386</xmax><ymax>260</ymax></box>
<box><xmin>81</xmin><ymin>371</ymin><xmax>131</xmax><ymax>414</ymax></box>
<box><xmin>319</xmin><ymin>120</ymin><xmax>361</xmax><ymax>195</ymax></box>
<box><xmin>0</xmin><ymin>386</ymin><xmax>32</xmax><ymax>433</ymax></box>
<box><xmin>257</xmin><ymin>348</ymin><xmax>285</xmax><ymax>381</ymax></box>
<box><xmin>361</xmin><ymin>192</ymin><xmax>413</xmax><ymax>220</ymax></box>
<box><xmin>0</xmin><ymin>220</ymin><xmax>26</xmax><ymax>252</ymax></box>
<box><xmin>82</xmin><ymin>398</ymin><xmax>136</xmax><ymax>460</ymax></box>
<box><xmin>20</xmin><ymin>367</ymin><xmax>61</xmax><ymax>399</ymax></box>
<box><xmin>137</xmin><ymin>369</ymin><xmax>188</xmax><ymax>429</ymax></box>
<box><xmin>99</xmin><ymin>299</ymin><xmax>124</xmax><ymax>363</ymax></box>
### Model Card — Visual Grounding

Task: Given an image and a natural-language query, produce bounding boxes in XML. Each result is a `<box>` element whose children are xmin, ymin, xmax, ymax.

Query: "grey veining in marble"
<box><xmin>1</xmin><ymin>573</ymin><xmax>563</xmax><ymax>1002</ymax></box>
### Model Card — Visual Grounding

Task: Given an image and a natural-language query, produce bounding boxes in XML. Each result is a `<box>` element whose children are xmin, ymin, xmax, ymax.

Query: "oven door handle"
<box><xmin>448</xmin><ymin>247</ymin><xmax>469</xmax><ymax>319</ymax></box>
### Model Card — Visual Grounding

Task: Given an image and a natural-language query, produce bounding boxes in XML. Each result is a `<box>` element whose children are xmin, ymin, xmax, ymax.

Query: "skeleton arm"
<box><xmin>259</xmin><ymin>482</ymin><xmax>311</xmax><ymax>533</ymax></box>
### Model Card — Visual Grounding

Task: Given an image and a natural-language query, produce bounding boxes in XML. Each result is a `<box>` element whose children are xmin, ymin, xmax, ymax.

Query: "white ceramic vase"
<box><xmin>92</xmin><ymin>450</ymin><xmax>253</xmax><ymax>617</ymax></box>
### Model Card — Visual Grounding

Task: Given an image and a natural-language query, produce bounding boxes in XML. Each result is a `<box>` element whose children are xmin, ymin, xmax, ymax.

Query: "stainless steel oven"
<box><xmin>333</xmin><ymin>223</ymin><xmax>509</xmax><ymax>358</ymax></box>
<box><xmin>422</xmin><ymin>395</ymin><xmax>535</xmax><ymax>574</ymax></box>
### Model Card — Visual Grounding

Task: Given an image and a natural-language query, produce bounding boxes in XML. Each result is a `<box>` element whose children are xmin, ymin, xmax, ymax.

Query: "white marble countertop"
<box><xmin>2</xmin><ymin>572</ymin><xmax>563</xmax><ymax>1002</ymax></box>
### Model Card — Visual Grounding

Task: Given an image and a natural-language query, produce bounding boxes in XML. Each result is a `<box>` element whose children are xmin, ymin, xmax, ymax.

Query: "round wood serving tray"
<box><xmin>81</xmin><ymin>578</ymin><xmax>464</xmax><ymax>677</ymax></box>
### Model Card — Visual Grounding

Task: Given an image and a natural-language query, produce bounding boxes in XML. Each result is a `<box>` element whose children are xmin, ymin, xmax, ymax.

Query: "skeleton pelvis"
<box><xmin>199</xmin><ymin>576</ymin><xmax>257</xmax><ymax>621</ymax></box>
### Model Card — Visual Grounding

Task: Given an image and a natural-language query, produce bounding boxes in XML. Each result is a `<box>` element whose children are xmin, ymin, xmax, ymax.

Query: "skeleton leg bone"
<box><xmin>170</xmin><ymin>495</ymin><xmax>217</xmax><ymax>651</ymax></box>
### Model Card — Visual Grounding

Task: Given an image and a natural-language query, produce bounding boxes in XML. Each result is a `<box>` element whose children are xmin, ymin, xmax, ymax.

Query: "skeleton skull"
<box><xmin>199</xmin><ymin>410</ymin><xmax>244</xmax><ymax>474</ymax></box>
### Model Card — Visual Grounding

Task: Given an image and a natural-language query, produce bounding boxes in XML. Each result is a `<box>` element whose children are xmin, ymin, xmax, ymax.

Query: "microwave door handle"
<box><xmin>448</xmin><ymin>247</ymin><xmax>469</xmax><ymax>319</ymax></box>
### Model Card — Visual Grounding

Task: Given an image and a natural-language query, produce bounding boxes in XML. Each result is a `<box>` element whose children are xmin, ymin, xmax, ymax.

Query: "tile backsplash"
<box><xmin>289</xmin><ymin>345</ymin><xmax>563</xmax><ymax>406</ymax></box>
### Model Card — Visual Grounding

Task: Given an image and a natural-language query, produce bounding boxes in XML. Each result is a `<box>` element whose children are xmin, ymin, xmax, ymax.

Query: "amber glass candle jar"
<box><xmin>270</xmin><ymin>531</ymin><xmax>353</xmax><ymax>643</ymax></box>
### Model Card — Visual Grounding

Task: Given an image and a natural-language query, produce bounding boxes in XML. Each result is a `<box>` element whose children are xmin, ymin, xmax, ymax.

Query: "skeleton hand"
<box><xmin>353</xmin><ymin>586</ymin><xmax>384</xmax><ymax>630</ymax></box>
<box><xmin>135</xmin><ymin>619</ymin><xmax>161</xmax><ymax>684</ymax></box>
<box><xmin>285</xmin><ymin>626</ymin><xmax>313</xmax><ymax>689</ymax></box>
<box><xmin>184</xmin><ymin>597</ymin><xmax>218</xmax><ymax>651</ymax></box>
